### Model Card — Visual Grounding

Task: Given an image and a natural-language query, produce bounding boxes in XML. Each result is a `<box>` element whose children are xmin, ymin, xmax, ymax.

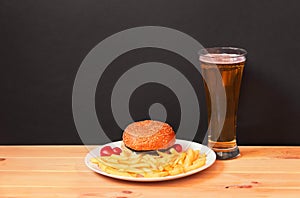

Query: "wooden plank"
<box><xmin>1</xmin><ymin>146</ymin><xmax>299</xmax><ymax>158</ymax></box>
<box><xmin>0</xmin><ymin>146</ymin><xmax>92</xmax><ymax>157</ymax></box>
<box><xmin>0</xmin><ymin>187</ymin><xmax>299</xmax><ymax>198</ymax></box>
<box><xmin>1</xmin><ymin>171</ymin><xmax>300</xmax><ymax>188</ymax></box>
<box><xmin>0</xmin><ymin>146</ymin><xmax>299</xmax><ymax>197</ymax></box>
<box><xmin>1</xmin><ymin>158</ymin><xmax>300</xmax><ymax>174</ymax></box>
<box><xmin>238</xmin><ymin>146</ymin><xmax>300</xmax><ymax>159</ymax></box>
<box><xmin>0</xmin><ymin>157</ymin><xmax>87</xmax><ymax>172</ymax></box>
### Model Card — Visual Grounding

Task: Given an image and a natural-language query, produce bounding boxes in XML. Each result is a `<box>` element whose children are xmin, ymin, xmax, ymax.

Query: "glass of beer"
<box><xmin>200</xmin><ymin>47</ymin><xmax>247</xmax><ymax>160</ymax></box>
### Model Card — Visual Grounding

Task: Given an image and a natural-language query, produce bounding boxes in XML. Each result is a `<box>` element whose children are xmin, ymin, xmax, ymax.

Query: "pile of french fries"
<box><xmin>90</xmin><ymin>147</ymin><xmax>206</xmax><ymax>178</ymax></box>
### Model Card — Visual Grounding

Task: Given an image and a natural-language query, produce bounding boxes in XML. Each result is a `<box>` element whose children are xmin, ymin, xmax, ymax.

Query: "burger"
<box><xmin>122</xmin><ymin>120</ymin><xmax>176</xmax><ymax>154</ymax></box>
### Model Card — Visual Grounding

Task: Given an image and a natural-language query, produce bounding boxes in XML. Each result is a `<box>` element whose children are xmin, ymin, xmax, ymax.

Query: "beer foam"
<box><xmin>200</xmin><ymin>53</ymin><xmax>246</xmax><ymax>64</ymax></box>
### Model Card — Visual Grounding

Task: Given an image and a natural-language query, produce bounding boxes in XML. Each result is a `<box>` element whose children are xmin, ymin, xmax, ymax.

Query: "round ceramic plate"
<box><xmin>85</xmin><ymin>139</ymin><xmax>216</xmax><ymax>182</ymax></box>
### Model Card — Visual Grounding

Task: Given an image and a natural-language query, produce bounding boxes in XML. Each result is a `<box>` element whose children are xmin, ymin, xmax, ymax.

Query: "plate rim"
<box><xmin>85</xmin><ymin>139</ymin><xmax>216</xmax><ymax>182</ymax></box>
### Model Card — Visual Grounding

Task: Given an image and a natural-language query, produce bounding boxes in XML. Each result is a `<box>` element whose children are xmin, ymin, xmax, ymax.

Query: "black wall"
<box><xmin>1</xmin><ymin>0</ymin><xmax>300</xmax><ymax>145</ymax></box>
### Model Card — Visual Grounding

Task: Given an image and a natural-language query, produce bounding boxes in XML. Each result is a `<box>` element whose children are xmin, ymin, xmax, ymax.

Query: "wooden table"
<box><xmin>1</xmin><ymin>146</ymin><xmax>299</xmax><ymax>197</ymax></box>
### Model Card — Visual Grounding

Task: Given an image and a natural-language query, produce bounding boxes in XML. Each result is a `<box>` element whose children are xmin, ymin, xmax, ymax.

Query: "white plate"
<box><xmin>85</xmin><ymin>139</ymin><xmax>216</xmax><ymax>182</ymax></box>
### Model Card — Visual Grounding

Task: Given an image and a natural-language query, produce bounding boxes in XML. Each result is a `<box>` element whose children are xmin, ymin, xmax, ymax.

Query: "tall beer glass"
<box><xmin>200</xmin><ymin>47</ymin><xmax>246</xmax><ymax>160</ymax></box>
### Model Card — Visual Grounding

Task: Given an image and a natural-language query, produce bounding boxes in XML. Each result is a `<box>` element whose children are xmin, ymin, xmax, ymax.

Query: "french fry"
<box><xmin>97</xmin><ymin>158</ymin><xmax>130</xmax><ymax>169</ymax></box>
<box><xmin>130</xmin><ymin>162</ymin><xmax>151</xmax><ymax>168</ymax></box>
<box><xmin>90</xmin><ymin>146</ymin><xmax>207</xmax><ymax>178</ymax></box>
<box><xmin>144</xmin><ymin>171</ymin><xmax>169</xmax><ymax>178</ymax></box>
<box><xmin>184</xmin><ymin>158</ymin><xmax>206</xmax><ymax>172</ymax></box>
<box><xmin>121</xmin><ymin>167</ymin><xmax>146</xmax><ymax>174</ymax></box>
<box><xmin>100</xmin><ymin>157</ymin><xmax>119</xmax><ymax>164</ymax></box>
<box><xmin>168</xmin><ymin>164</ymin><xmax>184</xmax><ymax>176</ymax></box>
<box><xmin>141</xmin><ymin>167</ymin><xmax>153</xmax><ymax>173</ymax></box>
<box><xmin>90</xmin><ymin>157</ymin><xmax>101</xmax><ymax>164</ymax></box>
<box><xmin>104</xmin><ymin>166</ymin><xmax>133</xmax><ymax>177</ymax></box>
<box><xmin>183</xmin><ymin>148</ymin><xmax>194</xmax><ymax>168</ymax></box>
<box><xmin>163</xmin><ymin>164</ymin><xmax>173</xmax><ymax>171</ymax></box>
<box><xmin>118</xmin><ymin>157</ymin><xmax>141</xmax><ymax>165</ymax></box>
<box><xmin>169</xmin><ymin>148</ymin><xmax>178</xmax><ymax>154</ymax></box>
<box><xmin>193</xmin><ymin>150</ymin><xmax>200</xmax><ymax>161</ymax></box>
<box><xmin>177</xmin><ymin>152</ymin><xmax>187</xmax><ymax>165</ymax></box>
<box><xmin>141</xmin><ymin>156</ymin><xmax>157</xmax><ymax>169</ymax></box>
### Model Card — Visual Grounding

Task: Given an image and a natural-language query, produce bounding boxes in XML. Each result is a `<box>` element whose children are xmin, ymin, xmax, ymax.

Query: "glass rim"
<box><xmin>199</xmin><ymin>47</ymin><xmax>247</xmax><ymax>58</ymax></box>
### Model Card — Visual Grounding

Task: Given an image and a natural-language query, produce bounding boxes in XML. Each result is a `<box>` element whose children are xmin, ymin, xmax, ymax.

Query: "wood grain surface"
<box><xmin>1</xmin><ymin>146</ymin><xmax>299</xmax><ymax>197</ymax></box>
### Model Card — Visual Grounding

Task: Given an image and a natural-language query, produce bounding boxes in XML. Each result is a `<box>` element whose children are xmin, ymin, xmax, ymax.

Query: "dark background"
<box><xmin>1</xmin><ymin>0</ymin><xmax>300</xmax><ymax>145</ymax></box>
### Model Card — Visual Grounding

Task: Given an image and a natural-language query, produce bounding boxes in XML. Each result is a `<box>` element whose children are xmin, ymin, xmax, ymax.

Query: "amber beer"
<box><xmin>200</xmin><ymin>47</ymin><xmax>246</xmax><ymax>159</ymax></box>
